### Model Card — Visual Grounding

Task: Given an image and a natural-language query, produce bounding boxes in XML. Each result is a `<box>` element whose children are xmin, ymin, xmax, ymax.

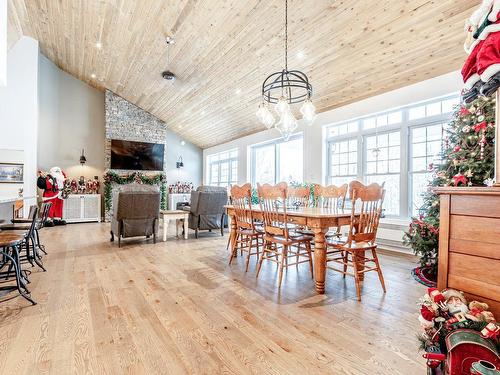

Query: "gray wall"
<box><xmin>166</xmin><ymin>129</ymin><xmax>202</xmax><ymax>187</ymax></box>
<box><xmin>37</xmin><ymin>58</ymin><xmax>202</xmax><ymax>193</ymax></box>
<box><xmin>38</xmin><ymin>53</ymin><xmax>105</xmax><ymax>181</ymax></box>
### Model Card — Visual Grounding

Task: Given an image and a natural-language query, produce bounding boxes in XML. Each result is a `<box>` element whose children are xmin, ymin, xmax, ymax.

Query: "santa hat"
<box><xmin>442</xmin><ymin>289</ymin><xmax>467</xmax><ymax>304</ymax></box>
<box><xmin>427</xmin><ymin>288</ymin><xmax>445</xmax><ymax>304</ymax></box>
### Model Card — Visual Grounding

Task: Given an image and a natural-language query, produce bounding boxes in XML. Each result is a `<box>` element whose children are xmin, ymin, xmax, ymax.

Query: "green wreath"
<box><xmin>103</xmin><ymin>170</ymin><xmax>167</xmax><ymax>212</ymax></box>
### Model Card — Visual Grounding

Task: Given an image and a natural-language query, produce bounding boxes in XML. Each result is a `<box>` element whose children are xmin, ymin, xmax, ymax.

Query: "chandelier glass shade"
<box><xmin>256</xmin><ymin>0</ymin><xmax>316</xmax><ymax>140</ymax></box>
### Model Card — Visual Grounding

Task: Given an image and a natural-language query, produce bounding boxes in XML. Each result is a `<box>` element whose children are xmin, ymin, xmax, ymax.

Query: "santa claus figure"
<box><xmin>462</xmin><ymin>0</ymin><xmax>500</xmax><ymax>102</ymax></box>
<box><xmin>37</xmin><ymin>167</ymin><xmax>67</xmax><ymax>226</ymax></box>
<box><xmin>443</xmin><ymin>289</ymin><xmax>469</xmax><ymax>316</ymax></box>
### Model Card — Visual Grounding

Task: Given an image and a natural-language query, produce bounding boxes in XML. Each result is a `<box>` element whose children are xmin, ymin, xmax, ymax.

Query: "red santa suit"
<box><xmin>462</xmin><ymin>0</ymin><xmax>500</xmax><ymax>89</ymax></box>
<box><xmin>42</xmin><ymin>167</ymin><xmax>66</xmax><ymax>220</ymax></box>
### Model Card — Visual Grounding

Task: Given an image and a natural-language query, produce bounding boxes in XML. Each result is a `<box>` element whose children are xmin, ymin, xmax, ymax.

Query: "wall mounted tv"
<box><xmin>110</xmin><ymin>139</ymin><xmax>164</xmax><ymax>171</ymax></box>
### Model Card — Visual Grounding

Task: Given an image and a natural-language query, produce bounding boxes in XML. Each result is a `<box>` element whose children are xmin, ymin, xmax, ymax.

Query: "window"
<box><xmin>409</xmin><ymin>123</ymin><xmax>446</xmax><ymax>216</ymax></box>
<box><xmin>325</xmin><ymin>94</ymin><xmax>459</xmax><ymax>218</ymax></box>
<box><xmin>364</xmin><ymin>131</ymin><xmax>401</xmax><ymax>215</ymax></box>
<box><xmin>251</xmin><ymin>135</ymin><xmax>303</xmax><ymax>185</ymax></box>
<box><xmin>329</xmin><ymin>138</ymin><xmax>357</xmax><ymax>187</ymax></box>
<box><xmin>206</xmin><ymin>149</ymin><xmax>238</xmax><ymax>188</ymax></box>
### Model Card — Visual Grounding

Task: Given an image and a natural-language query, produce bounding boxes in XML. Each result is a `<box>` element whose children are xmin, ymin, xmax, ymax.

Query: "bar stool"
<box><xmin>4</xmin><ymin>202</ymin><xmax>51</xmax><ymax>255</ymax></box>
<box><xmin>0</xmin><ymin>206</ymin><xmax>45</xmax><ymax>271</ymax></box>
<box><xmin>0</xmin><ymin>232</ymin><xmax>36</xmax><ymax>305</ymax></box>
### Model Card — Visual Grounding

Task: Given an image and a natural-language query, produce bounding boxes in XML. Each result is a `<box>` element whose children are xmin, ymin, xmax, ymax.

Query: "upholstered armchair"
<box><xmin>182</xmin><ymin>186</ymin><xmax>228</xmax><ymax>238</ymax></box>
<box><xmin>110</xmin><ymin>184</ymin><xmax>161</xmax><ymax>247</ymax></box>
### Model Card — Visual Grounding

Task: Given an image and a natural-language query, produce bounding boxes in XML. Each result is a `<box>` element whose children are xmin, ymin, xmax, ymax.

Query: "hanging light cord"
<box><xmin>284</xmin><ymin>0</ymin><xmax>288</xmax><ymax>72</ymax></box>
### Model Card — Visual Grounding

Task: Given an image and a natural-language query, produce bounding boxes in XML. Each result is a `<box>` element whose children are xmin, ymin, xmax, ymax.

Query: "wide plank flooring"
<box><xmin>0</xmin><ymin>223</ymin><xmax>426</xmax><ymax>374</ymax></box>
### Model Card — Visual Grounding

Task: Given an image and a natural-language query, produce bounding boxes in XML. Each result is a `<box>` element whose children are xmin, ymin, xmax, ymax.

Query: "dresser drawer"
<box><xmin>450</xmin><ymin>194</ymin><xmax>500</xmax><ymax>218</ymax></box>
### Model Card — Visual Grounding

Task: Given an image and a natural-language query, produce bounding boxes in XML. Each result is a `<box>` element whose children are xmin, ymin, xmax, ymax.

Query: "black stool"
<box><xmin>0</xmin><ymin>232</ymin><xmax>36</xmax><ymax>305</ymax></box>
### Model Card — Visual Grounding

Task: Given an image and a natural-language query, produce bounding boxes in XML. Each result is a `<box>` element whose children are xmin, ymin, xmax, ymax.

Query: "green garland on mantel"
<box><xmin>103</xmin><ymin>170</ymin><xmax>167</xmax><ymax>212</ymax></box>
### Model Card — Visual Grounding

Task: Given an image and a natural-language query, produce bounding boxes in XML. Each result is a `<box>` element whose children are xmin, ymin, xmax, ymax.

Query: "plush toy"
<box><xmin>37</xmin><ymin>167</ymin><xmax>67</xmax><ymax>226</ymax></box>
<box><xmin>462</xmin><ymin>0</ymin><xmax>500</xmax><ymax>102</ymax></box>
<box><xmin>466</xmin><ymin>301</ymin><xmax>497</xmax><ymax>323</ymax></box>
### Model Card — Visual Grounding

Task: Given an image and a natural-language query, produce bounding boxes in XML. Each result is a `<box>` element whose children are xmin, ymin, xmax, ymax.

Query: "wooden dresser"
<box><xmin>435</xmin><ymin>187</ymin><xmax>500</xmax><ymax>318</ymax></box>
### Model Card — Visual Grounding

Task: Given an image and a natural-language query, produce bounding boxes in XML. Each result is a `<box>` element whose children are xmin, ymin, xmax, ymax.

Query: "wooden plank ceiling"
<box><xmin>8</xmin><ymin>0</ymin><xmax>479</xmax><ymax>149</ymax></box>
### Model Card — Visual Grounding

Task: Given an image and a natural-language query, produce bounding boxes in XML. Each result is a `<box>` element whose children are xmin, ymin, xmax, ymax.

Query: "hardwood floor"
<box><xmin>0</xmin><ymin>223</ymin><xmax>426</xmax><ymax>374</ymax></box>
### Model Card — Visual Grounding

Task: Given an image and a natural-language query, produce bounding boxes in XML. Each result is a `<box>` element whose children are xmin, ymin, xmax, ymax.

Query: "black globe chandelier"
<box><xmin>256</xmin><ymin>0</ymin><xmax>316</xmax><ymax>140</ymax></box>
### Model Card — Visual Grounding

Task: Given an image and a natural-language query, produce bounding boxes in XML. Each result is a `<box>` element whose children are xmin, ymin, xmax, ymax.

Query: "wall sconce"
<box><xmin>79</xmin><ymin>149</ymin><xmax>87</xmax><ymax>165</ymax></box>
<box><xmin>176</xmin><ymin>156</ymin><xmax>184</xmax><ymax>169</ymax></box>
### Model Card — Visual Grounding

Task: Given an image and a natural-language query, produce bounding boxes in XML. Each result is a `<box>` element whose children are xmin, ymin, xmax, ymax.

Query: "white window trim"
<box><xmin>325</xmin><ymin>94</ymin><xmax>458</xmax><ymax>219</ymax></box>
<box><xmin>250</xmin><ymin>133</ymin><xmax>303</xmax><ymax>185</ymax></box>
<box><xmin>206</xmin><ymin>149</ymin><xmax>238</xmax><ymax>187</ymax></box>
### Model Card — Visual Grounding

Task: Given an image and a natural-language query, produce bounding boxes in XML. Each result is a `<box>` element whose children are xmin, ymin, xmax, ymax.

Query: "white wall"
<box><xmin>166</xmin><ymin>130</ymin><xmax>203</xmax><ymax>187</ymax></box>
<box><xmin>0</xmin><ymin>0</ymin><xmax>6</xmax><ymax>86</ymax></box>
<box><xmin>38</xmin><ymin>53</ymin><xmax>105</xmax><ymax>182</ymax></box>
<box><xmin>0</xmin><ymin>36</ymin><xmax>39</xmax><ymax>208</ymax></box>
<box><xmin>203</xmin><ymin>71</ymin><xmax>463</xmax><ymax>186</ymax></box>
<box><xmin>203</xmin><ymin>71</ymin><xmax>463</xmax><ymax>253</ymax></box>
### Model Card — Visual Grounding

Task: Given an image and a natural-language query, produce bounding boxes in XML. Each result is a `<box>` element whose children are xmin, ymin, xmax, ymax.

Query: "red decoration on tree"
<box><xmin>452</xmin><ymin>174</ymin><xmax>468</xmax><ymax>186</ymax></box>
<box><xmin>473</xmin><ymin>121</ymin><xmax>487</xmax><ymax>132</ymax></box>
<box><xmin>459</xmin><ymin>106</ymin><xmax>470</xmax><ymax>116</ymax></box>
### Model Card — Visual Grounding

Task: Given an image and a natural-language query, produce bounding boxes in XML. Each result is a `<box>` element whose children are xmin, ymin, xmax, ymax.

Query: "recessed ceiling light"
<box><xmin>235</xmin><ymin>88</ymin><xmax>242</xmax><ymax>95</ymax></box>
<box><xmin>91</xmin><ymin>73</ymin><xmax>96</xmax><ymax>79</ymax></box>
<box><xmin>296</xmin><ymin>50</ymin><xmax>305</xmax><ymax>59</ymax></box>
<box><xmin>201</xmin><ymin>110</ymin><xmax>206</xmax><ymax>115</ymax></box>
<box><xmin>180</xmin><ymin>140</ymin><xmax>186</xmax><ymax>146</ymax></box>
<box><xmin>95</xmin><ymin>42</ymin><xmax>102</xmax><ymax>49</ymax></box>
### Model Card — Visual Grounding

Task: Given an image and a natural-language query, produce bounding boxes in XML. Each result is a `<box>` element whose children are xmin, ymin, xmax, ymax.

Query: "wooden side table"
<box><xmin>160</xmin><ymin>210</ymin><xmax>189</xmax><ymax>242</ymax></box>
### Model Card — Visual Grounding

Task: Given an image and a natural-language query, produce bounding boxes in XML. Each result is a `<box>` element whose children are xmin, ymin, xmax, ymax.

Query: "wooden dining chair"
<box><xmin>314</xmin><ymin>183</ymin><xmax>348</xmax><ymax>238</ymax></box>
<box><xmin>286</xmin><ymin>186</ymin><xmax>310</xmax><ymax>208</ymax></box>
<box><xmin>228</xmin><ymin>183</ymin><xmax>263</xmax><ymax>272</ymax></box>
<box><xmin>256</xmin><ymin>183</ymin><xmax>313</xmax><ymax>289</ymax></box>
<box><xmin>12</xmin><ymin>199</ymin><xmax>24</xmax><ymax>220</ymax></box>
<box><xmin>314</xmin><ymin>183</ymin><xmax>348</xmax><ymax>209</ymax></box>
<box><xmin>325</xmin><ymin>181</ymin><xmax>386</xmax><ymax>301</ymax></box>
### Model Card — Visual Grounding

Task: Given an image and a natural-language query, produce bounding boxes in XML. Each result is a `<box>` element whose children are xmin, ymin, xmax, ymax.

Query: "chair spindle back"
<box><xmin>314</xmin><ymin>184</ymin><xmax>348</xmax><ymax>209</ymax></box>
<box><xmin>347</xmin><ymin>181</ymin><xmax>385</xmax><ymax>245</ymax></box>
<box><xmin>257</xmin><ymin>183</ymin><xmax>290</xmax><ymax>239</ymax></box>
<box><xmin>26</xmin><ymin>205</ymin><xmax>39</xmax><ymax>239</ymax></box>
<box><xmin>286</xmin><ymin>186</ymin><xmax>310</xmax><ymax>208</ymax></box>
<box><xmin>230</xmin><ymin>184</ymin><xmax>254</xmax><ymax>230</ymax></box>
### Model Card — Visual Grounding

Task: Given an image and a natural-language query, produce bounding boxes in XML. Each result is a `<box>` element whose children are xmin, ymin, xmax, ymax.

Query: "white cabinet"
<box><xmin>168</xmin><ymin>193</ymin><xmax>191</xmax><ymax>210</ymax></box>
<box><xmin>63</xmin><ymin>194</ymin><xmax>101</xmax><ymax>223</ymax></box>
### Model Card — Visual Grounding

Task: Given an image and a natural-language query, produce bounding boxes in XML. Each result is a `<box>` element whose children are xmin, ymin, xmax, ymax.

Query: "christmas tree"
<box><xmin>404</xmin><ymin>95</ymin><xmax>496</xmax><ymax>280</ymax></box>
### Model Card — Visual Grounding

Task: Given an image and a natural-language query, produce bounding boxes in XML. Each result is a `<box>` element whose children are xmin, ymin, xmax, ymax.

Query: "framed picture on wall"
<box><xmin>0</xmin><ymin>163</ymin><xmax>24</xmax><ymax>183</ymax></box>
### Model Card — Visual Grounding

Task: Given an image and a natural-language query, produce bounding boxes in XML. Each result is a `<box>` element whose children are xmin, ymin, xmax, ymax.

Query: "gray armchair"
<box><xmin>110</xmin><ymin>184</ymin><xmax>160</xmax><ymax>247</ymax></box>
<box><xmin>183</xmin><ymin>186</ymin><xmax>228</xmax><ymax>238</ymax></box>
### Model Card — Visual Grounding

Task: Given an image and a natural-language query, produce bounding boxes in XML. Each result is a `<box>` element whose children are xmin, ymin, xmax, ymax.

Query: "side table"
<box><xmin>160</xmin><ymin>210</ymin><xmax>189</xmax><ymax>242</ymax></box>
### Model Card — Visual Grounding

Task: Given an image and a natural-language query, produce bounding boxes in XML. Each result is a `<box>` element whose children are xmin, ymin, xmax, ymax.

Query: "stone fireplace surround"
<box><xmin>104</xmin><ymin>90</ymin><xmax>168</xmax><ymax>220</ymax></box>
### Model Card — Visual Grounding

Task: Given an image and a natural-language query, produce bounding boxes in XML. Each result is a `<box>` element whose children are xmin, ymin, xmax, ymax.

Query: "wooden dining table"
<box><xmin>225</xmin><ymin>205</ymin><xmax>359</xmax><ymax>294</ymax></box>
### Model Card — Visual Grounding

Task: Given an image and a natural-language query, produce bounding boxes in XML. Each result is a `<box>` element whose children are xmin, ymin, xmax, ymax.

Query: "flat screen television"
<box><xmin>110</xmin><ymin>139</ymin><xmax>164</xmax><ymax>171</ymax></box>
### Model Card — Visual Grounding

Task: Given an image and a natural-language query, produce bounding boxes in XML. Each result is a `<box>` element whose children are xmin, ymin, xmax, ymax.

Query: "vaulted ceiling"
<box><xmin>8</xmin><ymin>0</ymin><xmax>479</xmax><ymax>148</ymax></box>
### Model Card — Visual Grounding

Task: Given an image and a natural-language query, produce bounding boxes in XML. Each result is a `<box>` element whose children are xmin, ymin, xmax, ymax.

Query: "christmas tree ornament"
<box><xmin>404</xmin><ymin>96</ymin><xmax>495</xmax><ymax>281</ymax></box>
